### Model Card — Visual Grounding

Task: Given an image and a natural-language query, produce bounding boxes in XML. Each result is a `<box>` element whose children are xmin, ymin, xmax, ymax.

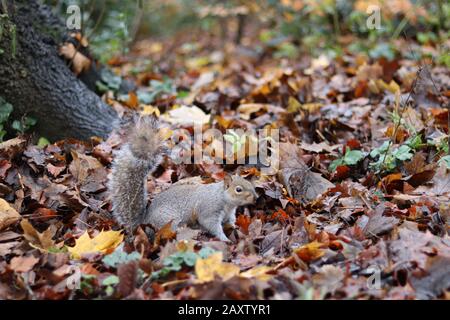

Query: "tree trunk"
<box><xmin>0</xmin><ymin>0</ymin><xmax>118</xmax><ymax>141</ymax></box>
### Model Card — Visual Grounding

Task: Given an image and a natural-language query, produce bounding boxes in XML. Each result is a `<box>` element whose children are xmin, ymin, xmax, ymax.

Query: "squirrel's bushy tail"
<box><xmin>109</xmin><ymin>116</ymin><xmax>164</xmax><ymax>231</ymax></box>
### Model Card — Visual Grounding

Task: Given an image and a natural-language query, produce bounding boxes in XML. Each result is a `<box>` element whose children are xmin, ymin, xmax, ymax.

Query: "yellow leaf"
<box><xmin>376</xmin><ymin>79</ymin><xmax>400</xmax><ymax>94</ymax></box>
<box><xmin>0</xmin><ymin>198</ymin><xmax>21</xmax><ymax>231</ymax></box>
<box><xmin>158</xmin><ymin>127</ymin><xmax>173</xmax><ymax>141</ymax></box>
<box><xmin>68</xmin><ymin>230</ymin><xmax>124</xmax><ymax>259</ymax></box>
<box><xmin>141</xmin><ymin>104</ymin><xmax>160</xmax><ymax>117</ymax></box>
<box><xmin>301</xmin><ymin>103</ymin><xmax>323</xmax><ymax>113</ymax></box>
<box><xmin>287</xmin><ymin>97</ymin><xmax>302</xmax><ymax>113</ymax></box>
<box><xmin>294</xmin><ymin>241</ymin><xmax>326</xmax><ymax>262</ymax></box>
<box><xmin>149</xmin><ymin>42</ymin><xmax>163</xmax><ymax>54</ymax></box>
<box><xmin>240</xmin><ymin>266</ymin><xmax>273</xmax><ymax>281</ymax></box>
<box><xmin>195</xmin><ymin>252</ymin><xmax>240</xmax><ymax>283</ymax></box>
<box><xmin>237</xmin><ymin>103</ymin><xmax>267</xmax><ymax>120</ymax></box>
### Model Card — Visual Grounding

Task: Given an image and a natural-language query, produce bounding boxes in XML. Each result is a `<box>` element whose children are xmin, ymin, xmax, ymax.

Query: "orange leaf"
<box><xmin>294</xmin><ymin>241</ymin><xmax>326</xmax><ymax>263</ymax></box>
<box><xmin>125</xmin><ymin>92</ymin><xmax>139</xmax><ymax>109</ymax></box>
<box><xmin>270</xmin><ymin>208</ymin><xmax>289</xmax><ymax>223</ymax></box>
<box><xmin>235</xmin><ymin>215</ymin><xmax>251</xmax><ymax>234</ymax></box>
<box><xmin>154</xmin><ymin>221</ymin><xmax>176</xmax><ymax>246</ymax></box>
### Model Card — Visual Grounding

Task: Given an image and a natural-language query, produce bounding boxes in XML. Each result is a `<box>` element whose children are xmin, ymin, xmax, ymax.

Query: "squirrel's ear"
<box><xmin>224</xmin><ymin>174</ymin><xmax>232</xmax><ymax>189</ymax></box>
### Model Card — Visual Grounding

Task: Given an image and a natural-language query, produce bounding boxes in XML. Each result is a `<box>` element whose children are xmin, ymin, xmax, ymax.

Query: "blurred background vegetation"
<box><xmin>43</xmin><ymin>0</ymin><xmax>449</xmax><ymax>65</ymax></box>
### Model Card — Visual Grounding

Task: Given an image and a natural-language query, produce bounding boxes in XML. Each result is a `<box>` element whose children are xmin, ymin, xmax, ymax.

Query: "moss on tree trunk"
<box><xmin>0</xmin><ymin>0</ymin><xmax>118</xmax><ymax>141</ymax></box>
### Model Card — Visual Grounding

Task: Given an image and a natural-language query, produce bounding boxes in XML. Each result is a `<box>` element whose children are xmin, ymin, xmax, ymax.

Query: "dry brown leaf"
<box><xmin>20</xmin><ymin>219</ymin><xmax>59</xmax><ymax>251</ymax></box>
<box><xmin>278</xmin><ymin>142</ymin><xmax>334</xmax><ymax>202</ymax></box>
<box><xmin>9</xmin><ymin>255</ymin><xmax>40</xmax><ymax>273</ymax></box>
<box><xmin>312</xmin><ymin>265</ymin><xmax>345</xmax><ymax>294</ymax></box>
<box><xmin>0</xmin><ymin>198</ymin><xmax>21</xmax><ymax>231</ymax></box>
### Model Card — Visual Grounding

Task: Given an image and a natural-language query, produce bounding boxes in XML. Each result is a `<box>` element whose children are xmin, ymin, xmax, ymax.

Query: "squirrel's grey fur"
<box><xmin>109</xmin><ymin>116</ymin><xmax>257</xmax><ymax>241</ymax></box>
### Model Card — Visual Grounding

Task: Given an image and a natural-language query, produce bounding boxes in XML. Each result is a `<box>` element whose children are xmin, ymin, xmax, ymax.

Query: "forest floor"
<box><xmin>0</xmin><ymin>31</ymin><xmax>449</xmax><ymax>300</ymax></box>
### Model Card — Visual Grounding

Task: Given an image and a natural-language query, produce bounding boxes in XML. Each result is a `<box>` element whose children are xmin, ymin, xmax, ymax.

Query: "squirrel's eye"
<box><xmin>235</xmin><ymin>186</ymin><xmax>243</xmax><ymax>193</ymax></box>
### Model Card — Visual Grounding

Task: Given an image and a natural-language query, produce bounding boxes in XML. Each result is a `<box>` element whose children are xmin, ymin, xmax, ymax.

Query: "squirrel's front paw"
<box><xmin>220</xmin><ymin>236</ymin><xmax>231</xmax><ymax>243</ymax></box>
<box><xmin>215</xmin><ymin>233</ymin><xmax>231</xmax><ymax>242</ymax></box>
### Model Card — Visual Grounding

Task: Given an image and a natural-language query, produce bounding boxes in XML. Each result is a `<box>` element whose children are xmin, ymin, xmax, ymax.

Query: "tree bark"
<box><xmin>0</xmin><ymin>0</ymin><xmax>118</xmax><ymax>141</ymax></box>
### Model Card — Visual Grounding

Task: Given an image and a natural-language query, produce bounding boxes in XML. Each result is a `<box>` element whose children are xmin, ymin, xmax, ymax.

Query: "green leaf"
<box><xmin>343</xmin><ymin>148</ymin><xmax>364</xmax><ymax>165</ymax></box>
<box><xmin>329</xmin><ymin>158</ymin><xmax>344</xmax><ymax>172</ymax></box>
<box><xmin>102</xmin><ymin>244</ymin><xmax>141</xmax><ymax>268</ymax></box>
<box><xmin>370</xmin><ymin>141</ymin><xmax>390</xmax><ymax>158</ymax></box>
<box><xmin>406</xmin><ymin>135</ymin><xmax>422</xmax><ymax>149</ymax></box>
<box><xmin>182</xmin><ymin>251</ymin><xmax>198</xmax><ymax>267</ymax></box>
<box><xmin>37</xmin><ymin>137</ymin><xmax>50</xmax><ymax>148</ymax></box>
<box><xmin>0</xmin><ymin>98</ymin><xmax>13</xmax><ymax>123</ymax></box>
<box><xmin>177</xmin><ymin>90</ymin><xmax>190</xmax><ymax>99</ymax></box>
<box><xmin>105</xmin><ymin>285</ymin><xmax>115</xmax><ymax>296</ymax></box>
<box><xmin>392</xmin><ymin>145</ymin><xmax>413</xmax><ymax>161</ymax></box>
<box><xmin>438</xmin><ymin>155</ymin><xmax>450</xmax><ymax>169</ymax></box>
<box><xmin>102</xmin><ymin>275</ymin><xmax>120</xmax><ymax>286</ymax></box>
<box><xmin>198</xmin><ymin>247</ymin><xmax>216</xmax><ymax>259</ymax></box>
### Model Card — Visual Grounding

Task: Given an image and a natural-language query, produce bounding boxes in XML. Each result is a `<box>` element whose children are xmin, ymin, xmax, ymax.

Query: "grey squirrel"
<box><xmin>108</xmin><ymin>116</ymin><xmax>257</xmax><ymax>241</ymax></box>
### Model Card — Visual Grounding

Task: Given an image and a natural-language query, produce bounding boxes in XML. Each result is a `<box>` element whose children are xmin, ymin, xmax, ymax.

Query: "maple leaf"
<box><xmin>195</xmin><ymin>252</ymin><xmax>240</xmax><ymax>283</ymax></box>
<box><xmin>68</xmin><ymin>230</ymin><xmax>124</xmax><ymax>259</ymax></box>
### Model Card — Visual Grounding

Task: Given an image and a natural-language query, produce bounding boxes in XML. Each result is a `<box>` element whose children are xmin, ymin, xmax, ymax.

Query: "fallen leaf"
<box><xmin>20</xmin><ymin>219</ymin><xmax>59</xmax><ymax>251</ymax></box>
<box><xmin>363</xmin><ymin>204</ymin><xmax>399</xmax><ymax>237</ymax></box>
<box><xmin>9</xmin><ymin>256</ymin><xmax>40</xmax><ymax>273</ymax></box>
<box><xmin>415</xmin><ymin>164</ymin><xmax>450</xmax><ymax>196</ymax></box>
<box><xmin>294</xmin><ymin>241</ymin><xmax>326</xmax><ymax>263</ymax></box>
<box><xmin>312</xmin><ymin>265</ymin><xmax>345</xmax><ymax>294</ymax></box>
<box><xmin>195</xmin><ymin>252</ymin><xmax>240</xmax><ymax>283</ymax></box>
<box><xmin>117</xmin><ymin>261</ymin><xmax>138</xmax><ymax>297</ymax></box>
<box><xmin>278</xmin><ymin>143</ymin><xmax>334</xmax><ymax>202</ymax></box>
<box><xmin>0</xmin><ymin>198</ymin><xmax>20</xmax><ymax>231</ymax></box>
<box><xmin>235</xmin><ymin>215</ymin><xmax>251</xmax><ymax>234</ymax></box>
<box><xmin>68</xmin><ymin>230</ymin><xmax>124</xmax><ymax>259</ymax></box>
<box><xmin>154</xmin><ymin>222</ymin><xmax>176</xmax><ymax>246</ymax></box>
<box><xmin>240</xmin><ymin>266</ymin><xmax>273</xmax><ymax>281</ymax></box>
<box><xmin>161</xmin><ymin>105</ymin><xmax>210</xmax><ymax>125</ymax></box>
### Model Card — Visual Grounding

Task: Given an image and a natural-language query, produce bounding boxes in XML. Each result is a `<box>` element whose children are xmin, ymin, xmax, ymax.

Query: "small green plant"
<box><xmin>151</xmin><ymin>247</ymin><xmax>216</xmax><ymax>279</ymax></box>
<box><xmin>101</xmin><ymin>275</ymin><xmax>119</xmax><ymax>296</ymax></box>
<box><xmin>0</xmin><ymin>97</ymin><xmax>13</xmax><ymax>141</ymax></box>
<box><xmin>137</xmin><ymin>78</ymin><xmax>176</xmax><ymax>104</ymax></box>
<box><xmin>369</xmin><ymin>135</ymin><xmax>423</xmax><ymax>173</ymax></box>
<box><xmin>438</xmin><ymin>155</ymin><xmax>450</xmax><ymax>169</ymax></box>
<box><xmin>0</xmin><ymin>97</ymin><xmax>37</xmax><ymax>140</ymax></box>
<box><xmin>329</xmin><ymin>147</ymin><xmax>365</xmax><ymax>172</ymax></box>
<box><xmin>12</xmin><ymin>116</ymin><xmax>37</xmax><ymax>134</ymax></box>
<box><xmin>102</xmin><ymin>244</ymin><xmax>141</xmax><ymax>268</ymax></box>
<box><xmin>96</xmin><ymin>68</ymin><xmax>122</xmax><ymax>93</ymax></box>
